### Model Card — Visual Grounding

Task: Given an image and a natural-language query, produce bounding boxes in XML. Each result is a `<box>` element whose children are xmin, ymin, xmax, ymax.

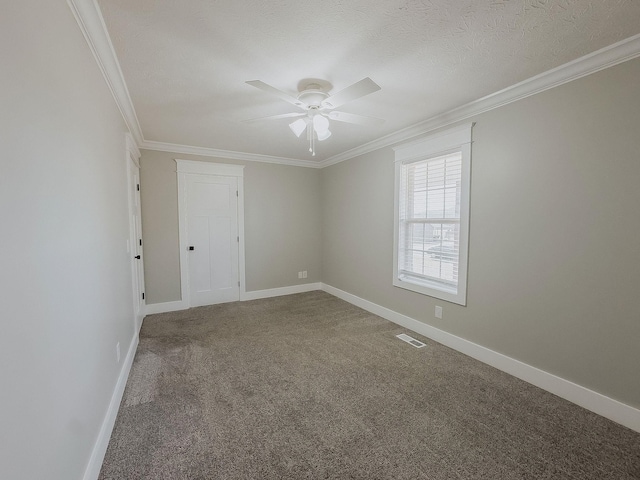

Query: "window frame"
<box><xmin>392</xmin><ymin>123</ymin><xmax>473</xmax><ymax>306</ymax></box>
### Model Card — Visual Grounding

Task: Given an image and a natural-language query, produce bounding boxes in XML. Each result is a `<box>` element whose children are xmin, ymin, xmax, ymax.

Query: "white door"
<box><xmin>185</xmin><ymin>174</ymin><xmax>239</xmax><ymax>307</ymax></box>
<box><xmin>129</xmin><ymin>162</ymin><xmax>145</xmax><ymax>328</ymax></box>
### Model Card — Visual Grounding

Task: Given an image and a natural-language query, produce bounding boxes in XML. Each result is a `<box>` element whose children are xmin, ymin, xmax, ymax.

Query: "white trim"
<box><xmin>145</xmin><ymin>300</ymin><xmax>188</xmax><ymax>315</ymax></box>
<box><xmin>70</xmin><ymin>1</ymin><xmax>640</xmax><ymax>171</ymax></box>
<box><xmin>318</xmin><ymin>33</ymin><xmax>640</xmax><ymax>168</ymax></box>
<box><xmin>142</xmin><ymin>141</ymin><xmax>322</xmax><ymax>169</ymax></box>
<box><xmin>237</xmin><ymin>179</ymin><xmax>247</xmax><ymax>303</ymax></box>
<box><xmin>125</xmin><ymin>134</ymin><xmax>145</xmax><ymax>330</ymax></box>
<box><xmin>393</xmin><ymin>125</ymin><xmax>472</xmax><ymax>306</ymax></box>
<box><xmin>82</xmin><ymin>333</ymin><xmax>139</xmax><ymax>480</ymax></box>
<box><xmin>175</xmin><ymin>159</ymin><xmax>245</xmax><ymax>176</ymax></box>
<box><xmin>144</xmin><ymin>284</ymin><xmax>323</xmax><ymax>313</ymax></box>
<box><xmin>321</xmin><ymin>283</ymin><xmax>640</xmax><ymax>433</ymax></box>
<box><xmin>67</xmin><ymin>0</ymin><xmax>144</xmax><ymax>145</ymax></box>
<box><xmin>392</xmin><ymin>123</ymin><xmax>473</xmax><ymax>161</ymax></box>
<box><xmin>125</xmin><ymin>133</ymin><xmax>141</xmax><ymax>168</ymax></box>
<box><xmin>177</xmin><ymin>172</ymin><xmax>189</xmax><ymax>307</ymax></box>
<box><xmin>176</xmin><ymin>160</ymin><xmax>246</xmax><ymax>308</ymax></box>
<box><xmin>241</xmin><ymin>283</ymin><xmax>322</xmax><ymax>301</ymax></box>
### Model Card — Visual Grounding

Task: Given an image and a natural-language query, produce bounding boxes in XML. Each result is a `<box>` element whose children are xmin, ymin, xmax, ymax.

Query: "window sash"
<box><xmin>398</xmin><ymin>221</ymin><xmax>460</xmax><ymax>287</ymax></box>
<box><xmin>398</xmin><ymin>152</ymin><xmax>462</xmax><ymax>290</ymax></box>
<box><xmin>392</xmin><ymin>123</ymin><xmax>472</xmax><ymax>306</ymax></box>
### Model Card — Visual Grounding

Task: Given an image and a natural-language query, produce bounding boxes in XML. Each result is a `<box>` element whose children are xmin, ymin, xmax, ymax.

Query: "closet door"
<box><xmin>185</xmin><ymin>173</ymin><xmax>239</xmax><ymax>307</ymax></box>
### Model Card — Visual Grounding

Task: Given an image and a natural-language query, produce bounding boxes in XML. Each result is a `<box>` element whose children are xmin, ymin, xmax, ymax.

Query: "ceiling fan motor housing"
<box><xmin>296</xmin><ymin>84</ymin><xmax>329</xmax><ymax>109</ymax></box>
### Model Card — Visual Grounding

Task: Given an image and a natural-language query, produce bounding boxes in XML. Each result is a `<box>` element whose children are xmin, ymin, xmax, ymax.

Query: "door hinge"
<box><xmin>237</xmin><ymin>236</ymin><xmax>239</xmax><ymax>242</ymax></box>
<box><xmin>238</xmin><ymin>281</ymin><xmax>240</xmax><ymax>287</ymax></box>
<box><xmin>236</xmin><ymin>190</ymin><xmax>238</xmax><ymax>197</ymax></box>
<box><xmin>137</xmin><ymin>184</ymin><xmax>140</xmax><ymax>191</ymax></box>
<box><xmin>142</xmin><ymin>292</ymin><xmax>145</xmax><ymax>300</ymax></box>
<box><xmin>139</xmin><ymin>238</ymin><xmax>142</xmax><ymax>246</ymax></box>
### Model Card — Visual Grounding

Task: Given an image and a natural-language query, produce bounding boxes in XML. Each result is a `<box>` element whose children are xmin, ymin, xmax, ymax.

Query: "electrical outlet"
<box><xmin>435</xmin><ymin>306</ymin><xmax>443</xmax><ymax>319</ymax></box>
<box><xmin>116</xmin><ymin>342</ymin><xmax>121</xmax><ymax>363</ymax></box>
<box><xmin>302</xmin><ymin>271</ymin><xmax>307</xmax><ymax>278</ymax></box>
<box><xmin>298</xmin><ymin>271</ymin><xmax>303</xmax><ymax>279</ymax></box>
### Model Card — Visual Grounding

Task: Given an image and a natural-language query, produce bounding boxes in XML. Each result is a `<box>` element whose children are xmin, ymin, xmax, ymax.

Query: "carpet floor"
<box><xmin>99</xmin><ymin>291</ymin><xmax>640</xmax><ymax>479</ymax></box>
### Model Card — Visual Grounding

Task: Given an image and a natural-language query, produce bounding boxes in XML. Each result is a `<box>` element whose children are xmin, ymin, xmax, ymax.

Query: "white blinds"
<box><xmin>393</xmin><ymin>122</ymin><xmax>472</xmax><ymax>305</ymax></box>
<box><xmin>398</xmin><ymin>151</ymin><xmax>463</xmax><ymax>291</ymax></box>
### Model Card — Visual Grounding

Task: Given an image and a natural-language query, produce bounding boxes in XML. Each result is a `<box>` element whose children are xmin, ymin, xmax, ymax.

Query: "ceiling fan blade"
<box><xmin>327</xmin><ymin>111</ymin><xmax>384</xmax><ymax>127</ymax></box>
<box><xmin>246</xmin><ymin>80</ymin><xmax>307</xmax><ymax>109</ymax></box>
<box><xmin>322</xmin><ymin>77</ymin><xmax>381</xmax><ymax>109</ymax></box>
<box><xmin>241</xmin><ymin>112</ymin><xmax>306</xmax><ymax>124</ymax></box>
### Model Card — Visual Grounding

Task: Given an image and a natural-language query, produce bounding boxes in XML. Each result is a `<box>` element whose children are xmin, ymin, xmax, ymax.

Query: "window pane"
<box><xmin>400</xmin><ymin>221</ymin><xmax>459</xmax><ymax>285</ymax></box>
<box><xmin>399</xmin><ymin>151</ymin><xmax>463</xmax><ymax>287</ymax></box>
<box><xmin>404</xmin><ymin>152</ymin><xmax>462</xmax><ymax>221</ymax></box>
<box><xmin>394</xmin><ymin>123</ymin><xmax>471</xmax><ymax>305</ymax></box>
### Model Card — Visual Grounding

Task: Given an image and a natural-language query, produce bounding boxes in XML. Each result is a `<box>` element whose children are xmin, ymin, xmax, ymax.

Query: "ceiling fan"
<box><xmin>243</xmin><ymin>77</ymin><xmax>383</xmax><ymax>156</ymax></box>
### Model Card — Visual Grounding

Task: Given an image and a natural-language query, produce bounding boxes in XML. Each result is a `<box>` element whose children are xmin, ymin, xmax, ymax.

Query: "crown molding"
<box><xmin>140</xmin><ymin>141</ymin><xmax>322</xmax><ymax>168</ymax></box>
<box><xmin>67</xmin><ymin>0</ymin><xmax>144</xmax><ymax>145</ymax></box>
<box><xmin>318</xmin><ymin>32</ymin><xmax>640</xmax><ymax>169</ymax></box>
<box><xmin>68</xmin><ymin>2</ymin><xmax>639</xmax><ymax>171</ymax></box>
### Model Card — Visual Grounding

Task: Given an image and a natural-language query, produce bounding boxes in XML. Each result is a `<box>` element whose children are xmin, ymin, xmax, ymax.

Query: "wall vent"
<box><xmin>396</xmin><ymin>333</ymin><xmax>426</xmax><ymax>348</ymax></box>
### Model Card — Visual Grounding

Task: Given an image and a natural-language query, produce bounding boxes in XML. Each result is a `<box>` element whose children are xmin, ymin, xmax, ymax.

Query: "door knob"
<box><xmin>134</xmin><ymin>255</ymin><xmax>141</xmax><ymax>259</ymax></box>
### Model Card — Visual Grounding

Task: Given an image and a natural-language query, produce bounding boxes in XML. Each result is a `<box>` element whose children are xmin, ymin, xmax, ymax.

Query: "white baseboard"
<box><xmin>82</xmin><ymin>333</ymin><xmax>139</xmax><ymax>480</ymax></box>
<box><xmin>242</xmin><ymin>282</ymin><xmax>322</xmax><ymax>301</ymax></box>
<box><xmin>321</xmin><ymin>283</ymin><xmax>640</xmax><ymax>433</ymax></box>
<box><xmin>144</xmin><ymin>300</ymin><xmax>187</xmax><ymax>315</ymax></box>
<box><xmin>145</xmin><ymin>284</ymin><xmax>323</xmax><ymax>313</ymax></box>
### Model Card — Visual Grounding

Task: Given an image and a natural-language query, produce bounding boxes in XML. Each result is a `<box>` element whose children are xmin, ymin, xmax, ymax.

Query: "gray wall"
<box><xmin>1</xmin><ymin>1</ymin><xmax>136</xmax><ymax>479</ymax></box>
<box><xmin>322</xmin><ymin>57</ymin><xmax>640</xmax><ymax>409</ymax></box>
<box><xmin>139</xmin><ymin>150</ymin><xmax>322</xmax><ymax>303</ymax></box>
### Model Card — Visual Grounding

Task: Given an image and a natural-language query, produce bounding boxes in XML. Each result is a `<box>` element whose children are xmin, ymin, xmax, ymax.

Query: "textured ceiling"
<box><xmin>97</xmin><ymin>0</ymin><xmax>640</xmax><ymax>162</ymax></box>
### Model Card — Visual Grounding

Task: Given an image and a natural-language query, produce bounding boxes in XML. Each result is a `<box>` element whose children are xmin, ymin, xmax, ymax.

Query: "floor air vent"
<box><xmin>396</xmin><ymin>333</ymin><xmax>426</xmax><ymax>348</ymax></box>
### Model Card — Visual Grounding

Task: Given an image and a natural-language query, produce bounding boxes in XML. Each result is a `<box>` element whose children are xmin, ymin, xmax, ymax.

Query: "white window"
<box><xmin>393</xmin><ymin>124</ymin><xmax>473</xmax><ymax>306</ymax></box>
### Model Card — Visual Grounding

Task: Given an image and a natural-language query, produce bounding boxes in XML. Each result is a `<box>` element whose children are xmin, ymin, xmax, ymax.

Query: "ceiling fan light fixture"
<box><xmin>316</xmin><ymin>129</ymin><xmax>331</xmax><ymax>141</ymax></box>
<box><xmin>289</xmin><ymin>118</ymin><xmax>308</xmax><ymax>137</ymax></box>
<box><xmin>312</xmin><ymin>114</ymin><xmax>330</xmax><ymax>134</ymax></box>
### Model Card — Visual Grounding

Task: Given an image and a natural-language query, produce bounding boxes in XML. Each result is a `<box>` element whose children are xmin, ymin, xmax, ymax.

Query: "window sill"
<box><xmin>393</xmin><ymin>276</ymin><xmax>466</xmax><ymax>306</ymax></box>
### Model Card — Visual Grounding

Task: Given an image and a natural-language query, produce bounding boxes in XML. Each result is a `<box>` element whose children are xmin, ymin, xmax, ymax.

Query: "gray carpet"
<box><xmin>99</xmin><ymin>291</ymin><xmax>640</xmax><ymax>479</ymax></box>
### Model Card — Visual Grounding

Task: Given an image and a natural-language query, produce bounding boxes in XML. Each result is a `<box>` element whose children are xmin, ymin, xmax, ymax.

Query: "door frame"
<box><xmin>126</xmin><ymin>133</ymin><xmax>145</xmax><ymax>330</ymax></box>
<box><xmin>176</xmin><ymin>159</ymin><xmax>246</xmax><ymax>308</ymax></box>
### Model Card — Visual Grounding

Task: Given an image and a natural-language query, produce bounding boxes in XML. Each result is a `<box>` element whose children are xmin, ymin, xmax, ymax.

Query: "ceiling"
<box><xmin>96</xmin><ymin>0</ymin><xmax>640</xmax><ymax>164</ymax></box>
